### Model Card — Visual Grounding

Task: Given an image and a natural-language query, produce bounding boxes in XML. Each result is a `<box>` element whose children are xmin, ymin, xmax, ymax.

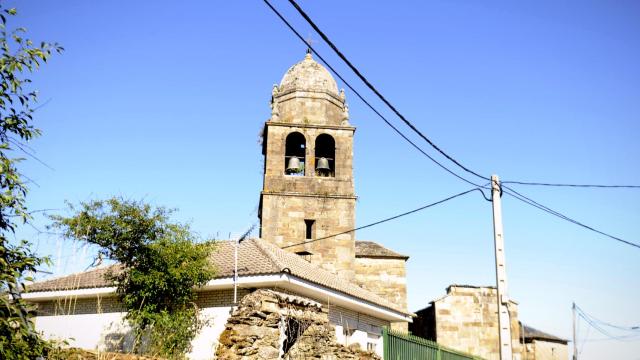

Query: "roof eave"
<box><xmin>24</xmin><ymin>273</ymin><xmax>412</xmax><ymax>323</ymax></box>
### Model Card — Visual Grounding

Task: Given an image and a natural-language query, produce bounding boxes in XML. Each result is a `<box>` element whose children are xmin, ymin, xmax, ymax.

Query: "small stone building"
<box><xmin>410</xmin><ymin>285</ymin><xmax>568</xmax><ymax>360</ymax></box>
<box><xmin>520</xmin><ymin>323</ymin><xmax>568</xmax><ymax>360</ymax></box>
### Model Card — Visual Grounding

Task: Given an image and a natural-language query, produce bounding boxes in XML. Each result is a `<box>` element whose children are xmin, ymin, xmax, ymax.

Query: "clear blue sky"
<box><xmin>11</xmin><ymin>1</ymin><xmax>640</xmax><ymax>358</ymax></box>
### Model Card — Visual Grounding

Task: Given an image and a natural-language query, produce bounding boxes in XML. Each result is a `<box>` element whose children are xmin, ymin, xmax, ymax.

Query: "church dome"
<box><xmin>279</xmin><ymin>52</ymin><xmax>339</xmax><ymax>95</ymax></box>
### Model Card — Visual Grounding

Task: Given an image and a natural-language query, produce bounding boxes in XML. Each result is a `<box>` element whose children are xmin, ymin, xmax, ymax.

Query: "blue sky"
<box><xmin>11</xmin><ymin>1</ymin><xmax>640</xmax><ymax>358</ymax></box>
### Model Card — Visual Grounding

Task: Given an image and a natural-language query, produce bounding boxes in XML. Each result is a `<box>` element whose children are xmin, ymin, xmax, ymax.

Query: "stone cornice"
<box><xmin>276</xmin><ymin>87</ymin><xmax>343</xmax><ymax>105</ymax></box>
<box><xmin>266</xmin><ymin>121</ymin><xmax>355</xmax><ymax>132</ymax></box>
<box><xmin>261</xmin><ymin>191</ymin><xmax>357</xmax><ymax>200</ymax></box>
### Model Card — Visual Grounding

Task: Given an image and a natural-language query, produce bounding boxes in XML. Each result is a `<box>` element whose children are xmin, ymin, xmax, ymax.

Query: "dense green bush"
<box><xmin>50</xmin><ymin>198</ymin><xmax>216</xmax><ymax>359</ymax></box>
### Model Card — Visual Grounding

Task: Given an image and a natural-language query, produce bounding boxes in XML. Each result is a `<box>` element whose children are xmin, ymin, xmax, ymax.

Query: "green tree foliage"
<box><xmin>0</xmin><ymin>5</ymin><xmax>62</xmax><ymax>359</ymax></box>
<box><xmin>50</xmin><ymin>198</ymin><xmax>216</xmax><ymax>359</ymax></box>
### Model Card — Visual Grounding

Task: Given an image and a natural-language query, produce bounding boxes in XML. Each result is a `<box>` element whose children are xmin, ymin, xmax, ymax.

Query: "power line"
<box><xmin>262</xmin><ymin>0</ymin><xmax>488</xmax><ymax>190</ymax></box>
<box><xmin>263</xmin><ymin>0</ymin><xmax>639</xmax><ymax>251</ymax></box>
<box><xmin>502</xmin><ymin>185</ymin><xmax>640</xmax><ymax>250</ymax></box>
<box><xmin>282</xmin><ymin>187</ymin><xmax>486</xmax><ymax>249</ymax></box>
<box><xmin>284</xmin><ymin>0</ymin><xmax>491</xmax><ymax>183</ymax></box>
<box><xmin>285</xmin><ymin>0</ymin><xmax>640</xmax><ymax>192</ymax></box>
<box><xmin>576</xmin><ymin>305</ymin><xmax>640</xmax><ymax>333</ymax></box>
<box><xmin>575</xmin><ymin>305</ymin><xmax>640</xmax><ymax>342</ymax></box>
<box><xmin>502</xmin><ymin>181</ymin><xmax>640</xmax><ymax>189</ymax></box>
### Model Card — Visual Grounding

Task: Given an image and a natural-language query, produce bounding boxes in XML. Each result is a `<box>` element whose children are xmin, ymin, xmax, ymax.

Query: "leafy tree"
<box><xmin>0</xmin><ymin>4</ymin><xmax>62</xmax><ymax>359</ymax></box>
<box><xmin>49</xmin><ymin>198</ymin><xmax>216</xmax><ymax>359</ymax></box>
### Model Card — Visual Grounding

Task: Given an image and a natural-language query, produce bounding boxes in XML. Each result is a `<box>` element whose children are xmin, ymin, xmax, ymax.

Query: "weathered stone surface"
<box><xmin>259</xmin><ymin>53</ymin><xmax>357</xmax><ymax>281</ymax></box>
<box><xmin>215</xmin><ymin>290</ymin><xmax>379</xmax><ymax>360</ymax></box>
<box><xmin>410</xmin><ymin>285</ymin><xmax>522</xmax><ymax>360</ymax></box>
<box><xmin>353</xmin><ymin>257</ymin><xmax>407</xmax><ymax>311</ymax></box>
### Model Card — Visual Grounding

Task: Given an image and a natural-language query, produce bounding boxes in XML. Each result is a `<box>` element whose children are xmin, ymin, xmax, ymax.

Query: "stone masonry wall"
<box><xmin>353</xmin><ymin>257</ymin><xmax>407</xmax><ymax>311</ymax></box>
<box><xmin>215</xmin><ymin>289</ymin><xmax>379</xmax><ymax>360</ymax></box>
<box><xmin>260</xmin><ymin>73</ymin><xmax>358</xmax><ymax>281</ymax></box>
<box><xmin>432</xmin><ymin>286</ymin><xmax>522</xmax><ymax>360</ymax></box>
<box><xmin>260</xmin><ymin>122</ymin><xmax>357</xmax><ymax>280</ymax></box>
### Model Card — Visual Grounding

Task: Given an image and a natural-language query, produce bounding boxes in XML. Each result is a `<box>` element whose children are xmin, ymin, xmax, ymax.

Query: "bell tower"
<box><xmin>259</xmin><ymin>52</ymin><xmax>356</xmax><ymax>280</ymax></box>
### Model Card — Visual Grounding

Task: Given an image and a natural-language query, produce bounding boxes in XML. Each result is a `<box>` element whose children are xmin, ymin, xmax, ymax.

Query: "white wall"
<box><xmin>532</xmin><ymin>340</ymin><xmax>569</xmax><ymax>360</ymax></box>
<box><xmin>35</xmin><ymin>312</ymin><xmax>131</xmax><ymax>351</ymax></box>
<box><xmin>34</xmin><ymin>307</ymin><xmax>233</xmax><ymax>360</ymax></box>
<box><xmin>34</xmin><ymin>300</ymin><xmax>389</xmax><ymax>358</ymax></box>
<box><xmin>189</xmin><ymin>307</ymin><xmax>232</xmax><ymax>360</ymax></box>
<box><xmin>331</xmin><ymin>306</ymin><xmax>386</xmax><ymax>358</ymax></box>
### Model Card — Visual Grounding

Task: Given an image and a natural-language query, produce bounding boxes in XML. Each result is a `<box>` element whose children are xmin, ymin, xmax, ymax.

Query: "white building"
<box><xmin>26</xmin><ymin>239</ymin><xmax>411</xmax><ymax>358</ymax></box>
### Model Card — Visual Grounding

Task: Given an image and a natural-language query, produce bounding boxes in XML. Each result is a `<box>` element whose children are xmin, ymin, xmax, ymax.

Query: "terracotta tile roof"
<box><xmin>521</xmin><ymin>324</ymin><xmax>568</xmax><ymax>344</ymax></box>
<box><xmin>26</xmin><ymin>265</ymin><xmax>121</xmax><ymax>292</ymax></box>
<box><xmin>355</xmin><ymin>241</ymin><xmax>409</xmax><ymax>260</ymax></box>
<box><xmin>26</xmin><ymin>239</ymin><xmax>410</xmax><ymax>316</ymax></box>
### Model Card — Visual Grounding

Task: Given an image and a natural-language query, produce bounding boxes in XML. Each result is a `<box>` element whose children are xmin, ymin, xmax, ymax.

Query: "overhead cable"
<box><xmin>502</xmin><ymin>181</ymin><xmax>640</xmax><ymax>189</ymax></box>
<box><xmin>502</xmin><ymin>185</ymin><xmax>640</xmax><ymax>250</ymax></box>
<box><xmin>262</xmin><ymin>0</ymin><xmax>488</xmax><ymax>190</ymax></box>
<box><xmin>263</xmin><ymin>0</ymin><xmax>639</xmax><ymax>251</ymax></box>
<box><xmin>282</xmin><ymin>187</ymin><xmax>486</xmax><ymax>249</ymax></box>
<box><xmin>576</xmin><ymin>305</ymin><xmax>640</xmax><ymax>332</ymax></box>
<box><xmin>282</xmin><ymin>0</ymin><xmax>640</xmax><ymax>192</ymax></box>
<box><xmin>575</xmin><ymin>305</ymin><xmax>640</xmax><ymax>342</ymax></box>
<box><xmin>284</xmin><ymin>0</ymin><xmax>491</xmax><ymax>183</ymax></box>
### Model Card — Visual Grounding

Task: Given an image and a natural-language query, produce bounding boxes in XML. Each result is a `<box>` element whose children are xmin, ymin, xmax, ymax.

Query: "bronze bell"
<box><xmin>316</xmin><ymin>157</ymin><xmax>330</xmax><ymax>171</ymax></box>
<box><xmin>286</xmin><ymin>156</ymin><xmax>301</xmax><ymax>173</ymax></box>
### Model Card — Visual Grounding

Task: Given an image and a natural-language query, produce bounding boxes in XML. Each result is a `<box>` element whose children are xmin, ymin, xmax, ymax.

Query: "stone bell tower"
<box><xmin>259</xmin><ymin>52</ymin><xmax>356</xmax><ymax>280</ymax></box>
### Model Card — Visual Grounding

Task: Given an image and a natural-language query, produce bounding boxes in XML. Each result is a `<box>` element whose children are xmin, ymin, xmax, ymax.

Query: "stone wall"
<box><xmin>259</xmin><ymin>57</ymin><xmax>358</xmax><ymax>282</ymax></box>
<box><xmin>353</xmin><ymin>257</ymin><xmax>407</xmax><ymax>310</ymax></box>
<box><xmin>410</xmin><ymin>285</ymin><xmax>522</xmax><ymax>360</ymax></box>
<box><xmin>260</xmin><ymin>121</ymin><xmax>357</xmax><ymax>280</ymax></box>
<box><xmin>215</xmin><ymin>289</ymin><xmax>379</xmax><ymax>360</ymax></box>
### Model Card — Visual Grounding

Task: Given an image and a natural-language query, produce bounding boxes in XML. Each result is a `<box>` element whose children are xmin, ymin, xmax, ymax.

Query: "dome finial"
<box><xmin>305</xmin><ymin>35</ymin><xmax>314</xmax><ymax>60</ymax></box>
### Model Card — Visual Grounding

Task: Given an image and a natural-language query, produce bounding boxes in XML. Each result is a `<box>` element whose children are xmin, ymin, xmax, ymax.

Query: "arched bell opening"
<box><xmin>315</xmin><ymin>134</ymin><xmax>335</xmax><ymax>177</ymax></box>
<box><xmin>285</xmin><ymin>132</ymin><xmax>306</xmax><ymax>176</ymax></box>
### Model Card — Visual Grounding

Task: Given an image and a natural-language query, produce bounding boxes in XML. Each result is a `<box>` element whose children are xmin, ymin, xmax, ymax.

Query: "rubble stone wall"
<box><xmin>216</xmin><ymin>289</ymin><xmax>380</xmax><ymax>360</ymax></box>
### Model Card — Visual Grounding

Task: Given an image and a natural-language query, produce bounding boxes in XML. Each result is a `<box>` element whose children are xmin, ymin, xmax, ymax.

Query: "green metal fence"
<box><xmin>382</xmin><ymin>327</ymin><xmax>484</xmax><ymax>360</ymax></box>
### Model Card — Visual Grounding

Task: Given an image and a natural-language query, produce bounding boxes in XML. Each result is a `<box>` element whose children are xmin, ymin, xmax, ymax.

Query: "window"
<box><xmin>304</xmin><ymin>219</ymin><xmax>315</xmax><ymax>239</ymax></box>
<box><xmin>367</xmin><ymin>333</ymin><xmax>380</xmax><ymax>352</ymax></box>
<box><xmin>314</xmin><ymin>134</ymin><xmax>335</xmax><ymax>177</ymax></box>
<box><xmin>285</xmin><ymin>132</ymin><xmax>306</xmax><ymax>176</ymax></box>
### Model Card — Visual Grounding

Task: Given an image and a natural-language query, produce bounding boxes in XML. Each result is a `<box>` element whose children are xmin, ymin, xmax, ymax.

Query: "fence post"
<box><xmin>383</xmin><ymin>326</ymin><xmax>388</xmax><ymax>360</ymax></box>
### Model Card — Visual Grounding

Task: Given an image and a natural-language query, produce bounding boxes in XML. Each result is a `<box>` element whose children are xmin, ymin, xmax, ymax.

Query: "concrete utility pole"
<box><xmin>491</xmin><ymin>174</ymin><xmax>514</xmax><ymax>360</ymax></box>
<box><xmin>573</xmin><ymin>302</ymin><xmax>578</xmax><ymax>360</ymax></box>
